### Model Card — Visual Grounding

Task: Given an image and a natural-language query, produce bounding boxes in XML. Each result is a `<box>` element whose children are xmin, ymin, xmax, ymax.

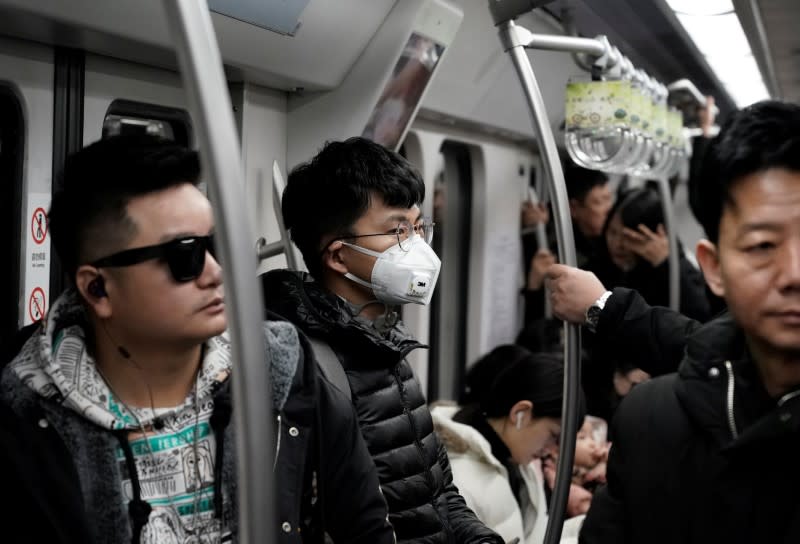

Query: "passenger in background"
<box><xmin>433</xmin><ymin>344</ymin><xmax>587</xmax><ymax>544</ymax></box>
<box><xmin>261</xmin><ymin>137</ymin><xmax>503</xmax><ymax>544</ymax></box>
<box><xmin>529</xmin><ymin>186</ymin><xmax>709</xmax><ymax>420</ymax></box>
<box><xmin>588</xmin><ymin>184</ymin><xmax>710</xmax><ymax>322</ymax></box>
<box><xmin>564</xmin><ymin>165</ymin><xmax>614</xmax><ymax>267</ymax></box>
<box><xmin>521</xmin><ymin>164</ymin><xmax>612</xmax><ymax>323</ymax></box>
<box><xmin>545</xmin><ymin>101</ymin><xmax>800</xmax><ymax>543</ymax></box>
<box><xmin>0</xmin><ymin>135</ymin><xmax>394</xmax><ymax>544</ymax></box>
<box><xmin>541</xmin><ymin>416</ymin><xmax>609</xmax><ymax>514</ymax></box>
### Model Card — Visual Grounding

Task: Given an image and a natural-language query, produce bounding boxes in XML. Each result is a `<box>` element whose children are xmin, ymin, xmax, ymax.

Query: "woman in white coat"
<box><xmin>432</xmin><ymin>345</ymin><xmax>584</xmax><ymax>544</ymax></box>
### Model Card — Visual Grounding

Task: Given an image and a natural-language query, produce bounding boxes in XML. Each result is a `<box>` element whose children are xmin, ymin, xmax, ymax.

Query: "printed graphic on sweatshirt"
<box><xmin>116</xmin><ymin>409</ymin><xmax>224</xmax><ymax>543</ymax></box>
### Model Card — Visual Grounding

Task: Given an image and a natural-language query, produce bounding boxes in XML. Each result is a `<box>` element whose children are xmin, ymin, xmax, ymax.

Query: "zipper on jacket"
<box><xmin>778</xmin><ymin>388</ymin><xmax>800</xmax><ymax>407</ymax></box>
<box><xmin>273</xmin><ymin>414</ymin><xmax>282</xmax><ymax>471</ymax></box>
<box><xmin>724</xmin><ymin>361</ymin><xmax>739</xmax><ymax>440</ymax></box>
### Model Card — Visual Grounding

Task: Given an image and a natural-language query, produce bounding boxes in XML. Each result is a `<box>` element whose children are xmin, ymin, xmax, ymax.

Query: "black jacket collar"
<box><xmin>260</xmin><ymin>269</ymin><xmax>425</xmax><ymax>369</ymax></box>
<box><xmin>676</xmin><ymin>314</ymin><xmax>800</xmax><ymax>451</ymax></box>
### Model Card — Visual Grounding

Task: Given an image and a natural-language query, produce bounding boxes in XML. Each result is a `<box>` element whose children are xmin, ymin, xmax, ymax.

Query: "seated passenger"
<box><xmin>0</xmin><ymin>135</ymin><xmax>394</xmax><ymax>543</ymax></box>
<box><xmin>545</xmin><ymin>101</ymin><xmax>800</xmax><ymax>543</ymax></box>
<box><xmin>432</xmin><ymin>345</ymin><xmax>586</xmax><ymax>544</ymax></box>
<box><xmin>514</xmin><ymin>317</ymin><xmax>615</xmax><ymax>421</ymax></box>
<box><xmin>261</xmin><ymin>137</ymin><xmax>502</xmax><ymax>543</ymax></box>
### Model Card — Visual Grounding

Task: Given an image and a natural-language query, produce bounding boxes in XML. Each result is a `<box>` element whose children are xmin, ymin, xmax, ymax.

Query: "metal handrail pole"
<box><xmin>272</xmin><ymin>161</ymin><xmax>299</xmax><ymax>270</ymax></box>
<box><xmin>654</xmin><ymin>176</ymin><xmax>680</xmax><ymax>311</ymax></box>
<box><xmin>161</xmin><ymin>2</ymin><xmax>274</xmax><ymax>542</ymax></box>
<box><xmin>524</xmin><ymin>32</ymin><xmax>608</xmax><ymax>57</ymax></box>
<box><xmin>498</xmin><ymin>18</ymin><xmax>582</xmax><ymax>544</ymax></box>
<box><xmin>257</xmin><ymin>240</ymin><xmax>286</xmax><ymax>261</ymax></box>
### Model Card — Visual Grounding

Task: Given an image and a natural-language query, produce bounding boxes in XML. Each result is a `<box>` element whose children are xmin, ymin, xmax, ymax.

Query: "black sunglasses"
<box><xmin>91</xmin><ymin>235</ymin><xmax>215</xmax><ymax>283</ymax></box>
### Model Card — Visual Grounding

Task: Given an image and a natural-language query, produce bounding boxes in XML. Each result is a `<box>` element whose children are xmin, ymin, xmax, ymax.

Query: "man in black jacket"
<box><xmin>543</xmin><ymin>100</ymin><xmax>800</xmax><ymax>543</ymax></box>
<box><xmin>0</xmin><ymin>135</ymin><xmax>394</xmax><ymax>543</ymax></box>
<box><xmin>261</xmin><ymin>137</ymin><xmax>502</xmax><ymax>544</ymax></box>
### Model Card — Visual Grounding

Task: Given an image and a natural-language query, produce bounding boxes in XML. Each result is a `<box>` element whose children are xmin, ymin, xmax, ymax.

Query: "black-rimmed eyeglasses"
<box><xmin>90</xmin><ymin>235</ymin><xmax>215</xmax><ymax>283</ymax></box>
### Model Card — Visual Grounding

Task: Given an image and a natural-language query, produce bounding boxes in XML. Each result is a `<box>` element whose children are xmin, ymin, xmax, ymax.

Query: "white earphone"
<box><xmin>515</xmin><ymin>411</ymin><xmax>524</xmax><ymax>430</ymax></box>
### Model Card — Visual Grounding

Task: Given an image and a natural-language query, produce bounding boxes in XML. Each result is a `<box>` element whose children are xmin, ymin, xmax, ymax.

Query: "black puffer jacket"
<box><xmin>261</xmin><ymin>269</ymin><xmax>502</xmax><ymax>544</ymax></box>
<box><xmin>580</xmin><ymin>308</ymin><xmax>800</xmax><ymax>543</ymax></box>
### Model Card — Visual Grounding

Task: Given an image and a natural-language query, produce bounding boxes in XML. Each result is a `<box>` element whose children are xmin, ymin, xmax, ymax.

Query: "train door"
<box><xmin>427</xmin><ymin>140</ymin><xmax>472</xmax><ymax>402</ymax></box>
<box><xmin>0</xmin><ymin>37</ymin><xmax>54</xmax><ymax>345</ymax></box>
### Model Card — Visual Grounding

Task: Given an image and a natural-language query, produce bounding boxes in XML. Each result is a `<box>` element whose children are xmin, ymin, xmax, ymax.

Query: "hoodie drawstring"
<box><xmin>724</xmin><ymin>361</ymin><xmax>739</xmax><ymax>440</ymax></box>
<box><xmin>209</xmin><ymin>394</ymin><xmax>232</xmax><ymax>521</ymax></box>
<box><xmin>114</xmin><ymin>431</ymin><xmax>152</xmax><ymax>544</ymax></box>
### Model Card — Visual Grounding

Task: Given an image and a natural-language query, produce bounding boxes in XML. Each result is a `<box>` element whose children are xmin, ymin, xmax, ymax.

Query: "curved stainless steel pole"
<box><xmin>498</xmin><ymin>19</ymin><xmax>581</xmax><ymax>544</ymax></box>
<box><xmin>655</xmin><ymin>176</ymin><xmax>680</xmax><ymax>311</ymax></box>
<box><xmin>161</xmin><ymin>2</ymin><xmax>274</xmax><ymax>542</ymax></box>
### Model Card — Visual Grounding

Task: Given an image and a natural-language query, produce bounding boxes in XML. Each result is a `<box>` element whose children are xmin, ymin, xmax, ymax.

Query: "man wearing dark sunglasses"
<box><xmin>261</xmin><ymin>137</ymin><xmax>502</xmax><ymax>544</ymax></box>
<box><xmin>0</xmin><ymin>134</ymin><xmax>394</xmax><ymax>543</ymax></box>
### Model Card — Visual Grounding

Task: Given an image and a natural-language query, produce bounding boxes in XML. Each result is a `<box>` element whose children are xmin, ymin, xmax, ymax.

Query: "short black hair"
<box><xmin>565</xmin><ymin>163</ymin><xmax>608</xmax><ymax>203</ymax></box>
<box><xmin>606</xmin><ymin>186</ymin><xmax>664</xmax><ymax>235</ymax></box>
<box><xmin>515</xmin><ymin>318</ymin><xmax>562</xmax><ymax>354</ymax></box>
<box><xmin>691</xmin><ymin>100</ymin><xmax>800</xmax><ymax>242</ymax></box>
<box><xmin>283</xmin><ymin>137</ymin><xmax>425</xmax><ymax>279</ymax></box>
<box><xmin>49</xmin><ymin>134</ymin><xmax>201</xmax><ymax>280</ymax></box>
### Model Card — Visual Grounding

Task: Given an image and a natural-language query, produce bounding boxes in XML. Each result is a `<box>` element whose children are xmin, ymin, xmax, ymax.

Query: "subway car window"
<box><xmin>102</xmin><ymin>99</ymin><xmax>192</xmax><ymax>146</ymax></box>
<box><xmin>0</xmin><ymin>86</ymin><xmax>24</xmax><ymax>348</ymax></box>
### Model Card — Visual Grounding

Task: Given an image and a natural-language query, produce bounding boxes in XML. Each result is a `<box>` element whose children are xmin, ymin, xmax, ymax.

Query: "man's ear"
<box><xmin>75</xmin><ymin>266</ymin><xmax>113</xmax><ymax>319</ymax></box>
<box><xmin>696</xmin><ymin>239</ymin><xmax>724</xmax><ymax>297</ymax></box>
<box><xmin>321</xmin><ymin>240</ymin><xmax>349</xmax><ymax>275</ymax></box>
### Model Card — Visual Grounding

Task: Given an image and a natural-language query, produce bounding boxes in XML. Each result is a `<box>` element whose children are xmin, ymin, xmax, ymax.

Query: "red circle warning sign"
<box><xmin>31</xmin><ymin>207</ymin><xmax>48</xmax><ymax>245</ymax></box>
<box><xmin>29</xmin><ymin>287</ymin><xmax>46</xmax><ymax>323</ymax></box>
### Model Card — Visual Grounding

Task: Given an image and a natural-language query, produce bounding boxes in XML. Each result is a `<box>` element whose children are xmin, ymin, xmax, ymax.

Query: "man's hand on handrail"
<box><xmin>545</xmin><ymin>265</ymin><xmax>607</xmax><ymax>324</ymax></box>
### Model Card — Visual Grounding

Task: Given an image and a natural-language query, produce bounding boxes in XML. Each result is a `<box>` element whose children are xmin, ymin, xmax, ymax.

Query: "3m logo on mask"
<box><xmin>408</xmin><ymin>274</ymin><xmax>431</xmax><ymax>298</ymax></box>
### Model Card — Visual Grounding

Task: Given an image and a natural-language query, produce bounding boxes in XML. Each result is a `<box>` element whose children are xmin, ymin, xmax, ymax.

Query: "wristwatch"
<box><xmin>585</xmin><ymin>291</ymin><xmax>612</xmax><ymax>333</ymax></box>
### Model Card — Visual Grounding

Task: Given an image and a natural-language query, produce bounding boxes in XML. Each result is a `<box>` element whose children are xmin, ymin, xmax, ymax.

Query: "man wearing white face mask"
<box><xmin>261</xmin><ymin>137</ymin><xmax>503</xmax><ymax>544</ymax></box>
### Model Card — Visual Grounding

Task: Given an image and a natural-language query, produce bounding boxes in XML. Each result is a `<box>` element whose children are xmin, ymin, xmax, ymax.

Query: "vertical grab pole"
<box><xmin>161</xmin><ymin>2</ymin><xmax>274</xmax><ymax>542</ymax></box>
<box><xmin>498</xmin><ymin>19</ymin><xmax>581</xmax><ymax>544</ymax></box>
<box><xmin>655</xmin><ymin>177</ymin><xmax>680</xmax><ymax>310</ymax></box>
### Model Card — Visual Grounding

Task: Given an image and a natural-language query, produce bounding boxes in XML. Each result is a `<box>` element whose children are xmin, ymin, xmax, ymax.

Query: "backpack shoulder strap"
<box><xmin>307</xmin><ymin>337</ymin><xmax>351</xmax><ymax>402</ymax></box>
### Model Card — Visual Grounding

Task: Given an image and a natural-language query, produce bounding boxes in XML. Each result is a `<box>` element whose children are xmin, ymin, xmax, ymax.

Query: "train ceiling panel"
<box><xmin>758</xmin><ymin>0</ymin><xmax>800</xmax><ymax>103</ymax></box>
<box><xmin>0</xmin><ymin>0</ymin><xmax>396</xmax><ymax>91</ymax></box>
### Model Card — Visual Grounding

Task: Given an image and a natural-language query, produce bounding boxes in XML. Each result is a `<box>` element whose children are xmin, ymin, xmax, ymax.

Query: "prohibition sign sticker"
<box><xmin>29</xmin><ymin>287</ymin><xmax>46</xmax><ymax>323</ymax></box>
<box><xmin>31</xmin><ymin>207</ymin><xmax>48</xmax><ymax>245</ymax></box>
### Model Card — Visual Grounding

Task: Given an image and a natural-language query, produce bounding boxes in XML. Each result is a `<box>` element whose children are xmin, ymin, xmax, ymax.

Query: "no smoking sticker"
<box><xmin>29</xmin><ymin>287</ymin><xmax>46</xmax><ymax>323</ymax></box>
